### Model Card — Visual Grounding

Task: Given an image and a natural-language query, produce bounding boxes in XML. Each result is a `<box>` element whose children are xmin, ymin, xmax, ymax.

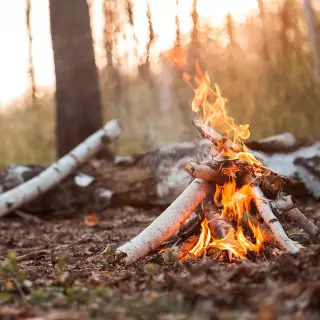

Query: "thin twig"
<box><xmin>14</xmin><ymin>210</ymin><xmax>44</xmax><ymax>224</ymax></box>
<box><xmin>16</xmin><ymin>249</ymin><xmax>49</xmax><ymax>262</ymax></box>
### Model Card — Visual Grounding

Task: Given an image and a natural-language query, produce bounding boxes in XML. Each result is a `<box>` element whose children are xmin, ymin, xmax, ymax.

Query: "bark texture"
<box><xmin>115</xmin><ymin>179</ymin><xmax>214</xmax><ymax>264</ymax></box>
<box><xmin>49</xmin><ymin>0</ymin><xmax>103</xmax><ymax>157</ymax></box>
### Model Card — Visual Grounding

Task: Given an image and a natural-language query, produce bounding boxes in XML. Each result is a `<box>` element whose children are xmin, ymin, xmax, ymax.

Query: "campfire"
<box><xmin>112</xmin><ymin>50</ymin><xmax>319</xmax><ymax>264</ymax></box>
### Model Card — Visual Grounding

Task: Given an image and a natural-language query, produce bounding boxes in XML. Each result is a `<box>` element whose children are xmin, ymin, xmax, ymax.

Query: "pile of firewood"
<box><xmin>114</xmin><ymin>120</ymin><xmax>320</xmax><ymax>264</ymax></box>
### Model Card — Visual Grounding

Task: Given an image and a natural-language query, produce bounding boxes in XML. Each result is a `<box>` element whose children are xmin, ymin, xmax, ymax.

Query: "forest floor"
<box><xmin>0</xmin><ymin>201</ymin><xmax>320</xmax><ymax>320</ymax></box>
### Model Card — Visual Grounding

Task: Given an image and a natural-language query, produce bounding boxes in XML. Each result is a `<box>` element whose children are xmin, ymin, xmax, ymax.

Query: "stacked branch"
<box><xmin>112</xmin><ymin>120</ymin><xmax>317</xmax><ymax>264</ymax></box>
<box><xmin>115</xmin><ymin>178</ymin><xmax>215</xmax><ymax>264</ymax></box>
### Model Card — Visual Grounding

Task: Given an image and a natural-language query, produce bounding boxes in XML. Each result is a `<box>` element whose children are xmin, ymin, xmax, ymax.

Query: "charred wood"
<box><xmin>162</xmin><ymin>235</ymin><xmax>200</xmax><ymax>261</ymax></box>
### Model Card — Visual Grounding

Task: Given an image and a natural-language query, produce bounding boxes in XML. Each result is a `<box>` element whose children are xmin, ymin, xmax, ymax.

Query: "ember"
<box><xmin>113</xmin><ymin>48</ymin><xmax>319</xmax><ymax>265</ymax></box>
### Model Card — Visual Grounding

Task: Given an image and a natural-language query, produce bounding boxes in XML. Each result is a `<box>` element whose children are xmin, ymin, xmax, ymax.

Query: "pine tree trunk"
<box><xmin>49</xmin><ymin>0</ymin><xmax>103</xmax><ymax>158</ymax></box>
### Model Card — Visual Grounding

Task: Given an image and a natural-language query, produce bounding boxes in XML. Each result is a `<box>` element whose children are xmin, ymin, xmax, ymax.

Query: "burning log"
<box><xmin>0</xmin><ymin>119</ymin><xmax>122</xmax><ymax>218</ymax></box>
<box><xmin>185</xmin><ymin>161</ymin><xmax>229</xmax><ymax>185</ymax></box>
<box><xmin>160</xmin><ymin>212</ymin><xmax>201</xmax><ymax>250</ymax></box>
<box><xmin>193</xmin><ymin>119</ymin><xmax>240</xmax><ymax>152</ymax></box>
<box><xmin>162</xmin><ymin>235</ymin><xmax>200</xmax><ymax>261</ymax></box>
<box><xmin>114</xmin><ymin>178</ymin><xmax>214</xmax><ymax>264</ymax></box>
<box><xmin>207</xmin><ymin>212</ymin><xmax>234</xmax><ymax>239</ymax></box>
<box><xmin>178</xmin><ymin>211</ymin><xmax>201</xmax><ymax>239</ymax></box>
<box><xmin>272</xmin><ymin>195</ymin><xmax>320</xmax><ymax>239</ymax></box>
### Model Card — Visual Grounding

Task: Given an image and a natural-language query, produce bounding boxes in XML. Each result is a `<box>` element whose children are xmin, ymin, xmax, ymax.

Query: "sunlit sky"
<box><xmin>0</xmin><ymin>0</ymin><xmax>259</xmax><ymax>105</ymax></box>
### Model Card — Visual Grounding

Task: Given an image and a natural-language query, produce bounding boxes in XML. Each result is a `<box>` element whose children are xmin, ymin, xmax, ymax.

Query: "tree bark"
<box><xmin>49</xmin><ymin>0</ymin><xmax>103</xmax><ymax>158</ymax></box>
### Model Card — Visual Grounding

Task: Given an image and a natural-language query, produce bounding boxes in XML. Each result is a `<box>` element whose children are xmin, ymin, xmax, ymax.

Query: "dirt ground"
<box><xmin>0</xmin><ymin>196</ymin><xmax>319</xmax><ymax>320</ymax></box>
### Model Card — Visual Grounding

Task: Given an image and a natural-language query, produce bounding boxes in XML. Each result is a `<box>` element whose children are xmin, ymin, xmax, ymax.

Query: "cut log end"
<box><xmin>185</xmin><ymin>161</ymin><xmax>229</xmax><ymax>185</ymax></box>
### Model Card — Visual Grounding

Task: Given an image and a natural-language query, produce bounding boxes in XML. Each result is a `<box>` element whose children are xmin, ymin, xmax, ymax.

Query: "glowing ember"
<box><xmin>168</xmin><ymin>47</ymin><xmax>272</xmax><ymax>260</ymax></box>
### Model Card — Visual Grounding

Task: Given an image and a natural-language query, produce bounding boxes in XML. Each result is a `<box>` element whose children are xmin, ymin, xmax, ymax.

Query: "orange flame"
<box><xmin>187</xmin><ymin>62</ymin><xmax>250</xmax><ymax>144</ymax></box>
<box><xmin>168</xmin><ymin>47</ymin><xmax>269</xmax><ymax>260</ymax></box>
<box><xmin>189</xmin><ymin>181</ymin><xmax>266</xmax><ymax>260</ymax></box>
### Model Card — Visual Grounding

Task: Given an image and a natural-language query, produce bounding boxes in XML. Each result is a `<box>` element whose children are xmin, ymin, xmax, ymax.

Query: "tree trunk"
<box><xmin>26</xmin><ymin>0</ymin><xmax>36</xmax><ymax>102</ymax></box>
<box><xmin>257</xmin><ymin>0</ymin><xmax>270</xmax><ymax>62</ymax></box>
<box><xmin>186</xmin><ymin>0</ymin><xmax>200</xmax><ymax>76</ymax></box>
<box><xmin>303</xmin><ymin>0</ymin><xmax>320</xmax><ymax>85</ymax></box>
<box><xmin>49</xmin><ymin>0</ymin><xmax>103</xmax><ymax>158</ymax></box>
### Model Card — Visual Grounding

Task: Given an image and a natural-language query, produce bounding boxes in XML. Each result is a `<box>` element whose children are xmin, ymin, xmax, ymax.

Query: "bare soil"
<box><xmin>0</xmin><ymin>193</ymin><xmax>320</xmax><ymax>319</ymax></box>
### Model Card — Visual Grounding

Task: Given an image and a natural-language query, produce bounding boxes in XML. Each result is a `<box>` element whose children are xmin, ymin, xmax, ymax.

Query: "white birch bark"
<box><xmin>115</xmin><ymin>178</ymin><xmax>214</xmax><ymax>264</ymax></box>
<box><xmin>272</xmin><ymin>195</ymin><xmax>320</xmax><ymax>238</ymax></box>
<box><xmin>271</xmin><ymin>195</ymin><xmax>296</xmax><ymax>211</ymax></box>
<box><xmin>0</xmin><ymin>119</ymin><xmax>122</xmax><ymax>218</ymax></box>
<box><xmin>185</xmin><ymin>161</ymin><xmax>229</xmax><ymax>185</ymax></box>
<box><xmin>250</xmin><ymin>186</ymin><xmax>300</xmax><ymax>254</ymax></box>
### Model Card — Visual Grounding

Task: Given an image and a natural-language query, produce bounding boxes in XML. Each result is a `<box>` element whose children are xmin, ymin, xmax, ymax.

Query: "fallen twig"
<box><xmin>14</xmin><ymin>210</ymin><xmax>44</xmax><ymax>224</ymax></box>
<box><xmin>0</xmin><ymin>119</ymin><xmax>122</xmax><ymax>218</ymax></box>
<box><xmin>16</xmin><ymin>249</ymin><xmax>49</xmax><ymax>262</ymax></box>
<box><xmin>12</xmin><ymin>235</ymin><xmax>90</xmax><ymax>264</ymax></box>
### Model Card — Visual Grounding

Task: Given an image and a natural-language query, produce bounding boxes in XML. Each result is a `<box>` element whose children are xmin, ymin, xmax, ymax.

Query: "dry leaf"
<box><xmin>5</xmin><ymin>281</ymin><xmax>13</xmax><ymax>291</ymax></box>
<box><xmin>84</xmin><ymin>214</ymin><xmax>98</xmax><ymax>227</ymax></box>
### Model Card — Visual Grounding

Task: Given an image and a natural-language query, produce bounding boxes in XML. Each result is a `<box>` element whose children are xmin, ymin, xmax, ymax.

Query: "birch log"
<box><xmin>0</xmin><ymin>119</ymin><xmax>122</xmax><ymax>218</ymax></box>
<box><xmin>185</xmin><ymin>161</ymin><xmax>229</xmax><ymax>185</ymax></box>
<box><xmin>115</xmin><ymin>178</ymin><xmax>214</xmax><ymax>264</ymax></box>
<box><xmin>193</xmin><ymin>119</ymin><xmax>240</xmax><ymax>152</ymax></box>
<box><xmin>249</xmin><ymin>185</ymin><xmax>300</xmax><ymax>254</ymax></box>
<box><xmin>272</xmin><ymin>195</ymin><xmax>320</xmax><ymax>238</ymax></box>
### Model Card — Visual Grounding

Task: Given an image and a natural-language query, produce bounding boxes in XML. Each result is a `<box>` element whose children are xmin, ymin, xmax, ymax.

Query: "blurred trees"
<box><xmin>49</xmin><ymin>0</ymin><xmax>103</xmax><ymax>158</ymax></box>
<box><xmin>26</xmin><ymin>0</ymin><xmax>36</xmax><ymax>101</ymax></box>
<box><xmin>2</xmin><ymin>0</ymin><xmax>320</xmax><ymax>165</ymax></box>
<box><xmin>303</xmin><ymin>0</ymin><xmax>320</xmax><ymax>85</ymax></box>
<box><xmin>257</xmin><ymin>0</ymin><xmax>270</xmax><ymax>62</ymax></box>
